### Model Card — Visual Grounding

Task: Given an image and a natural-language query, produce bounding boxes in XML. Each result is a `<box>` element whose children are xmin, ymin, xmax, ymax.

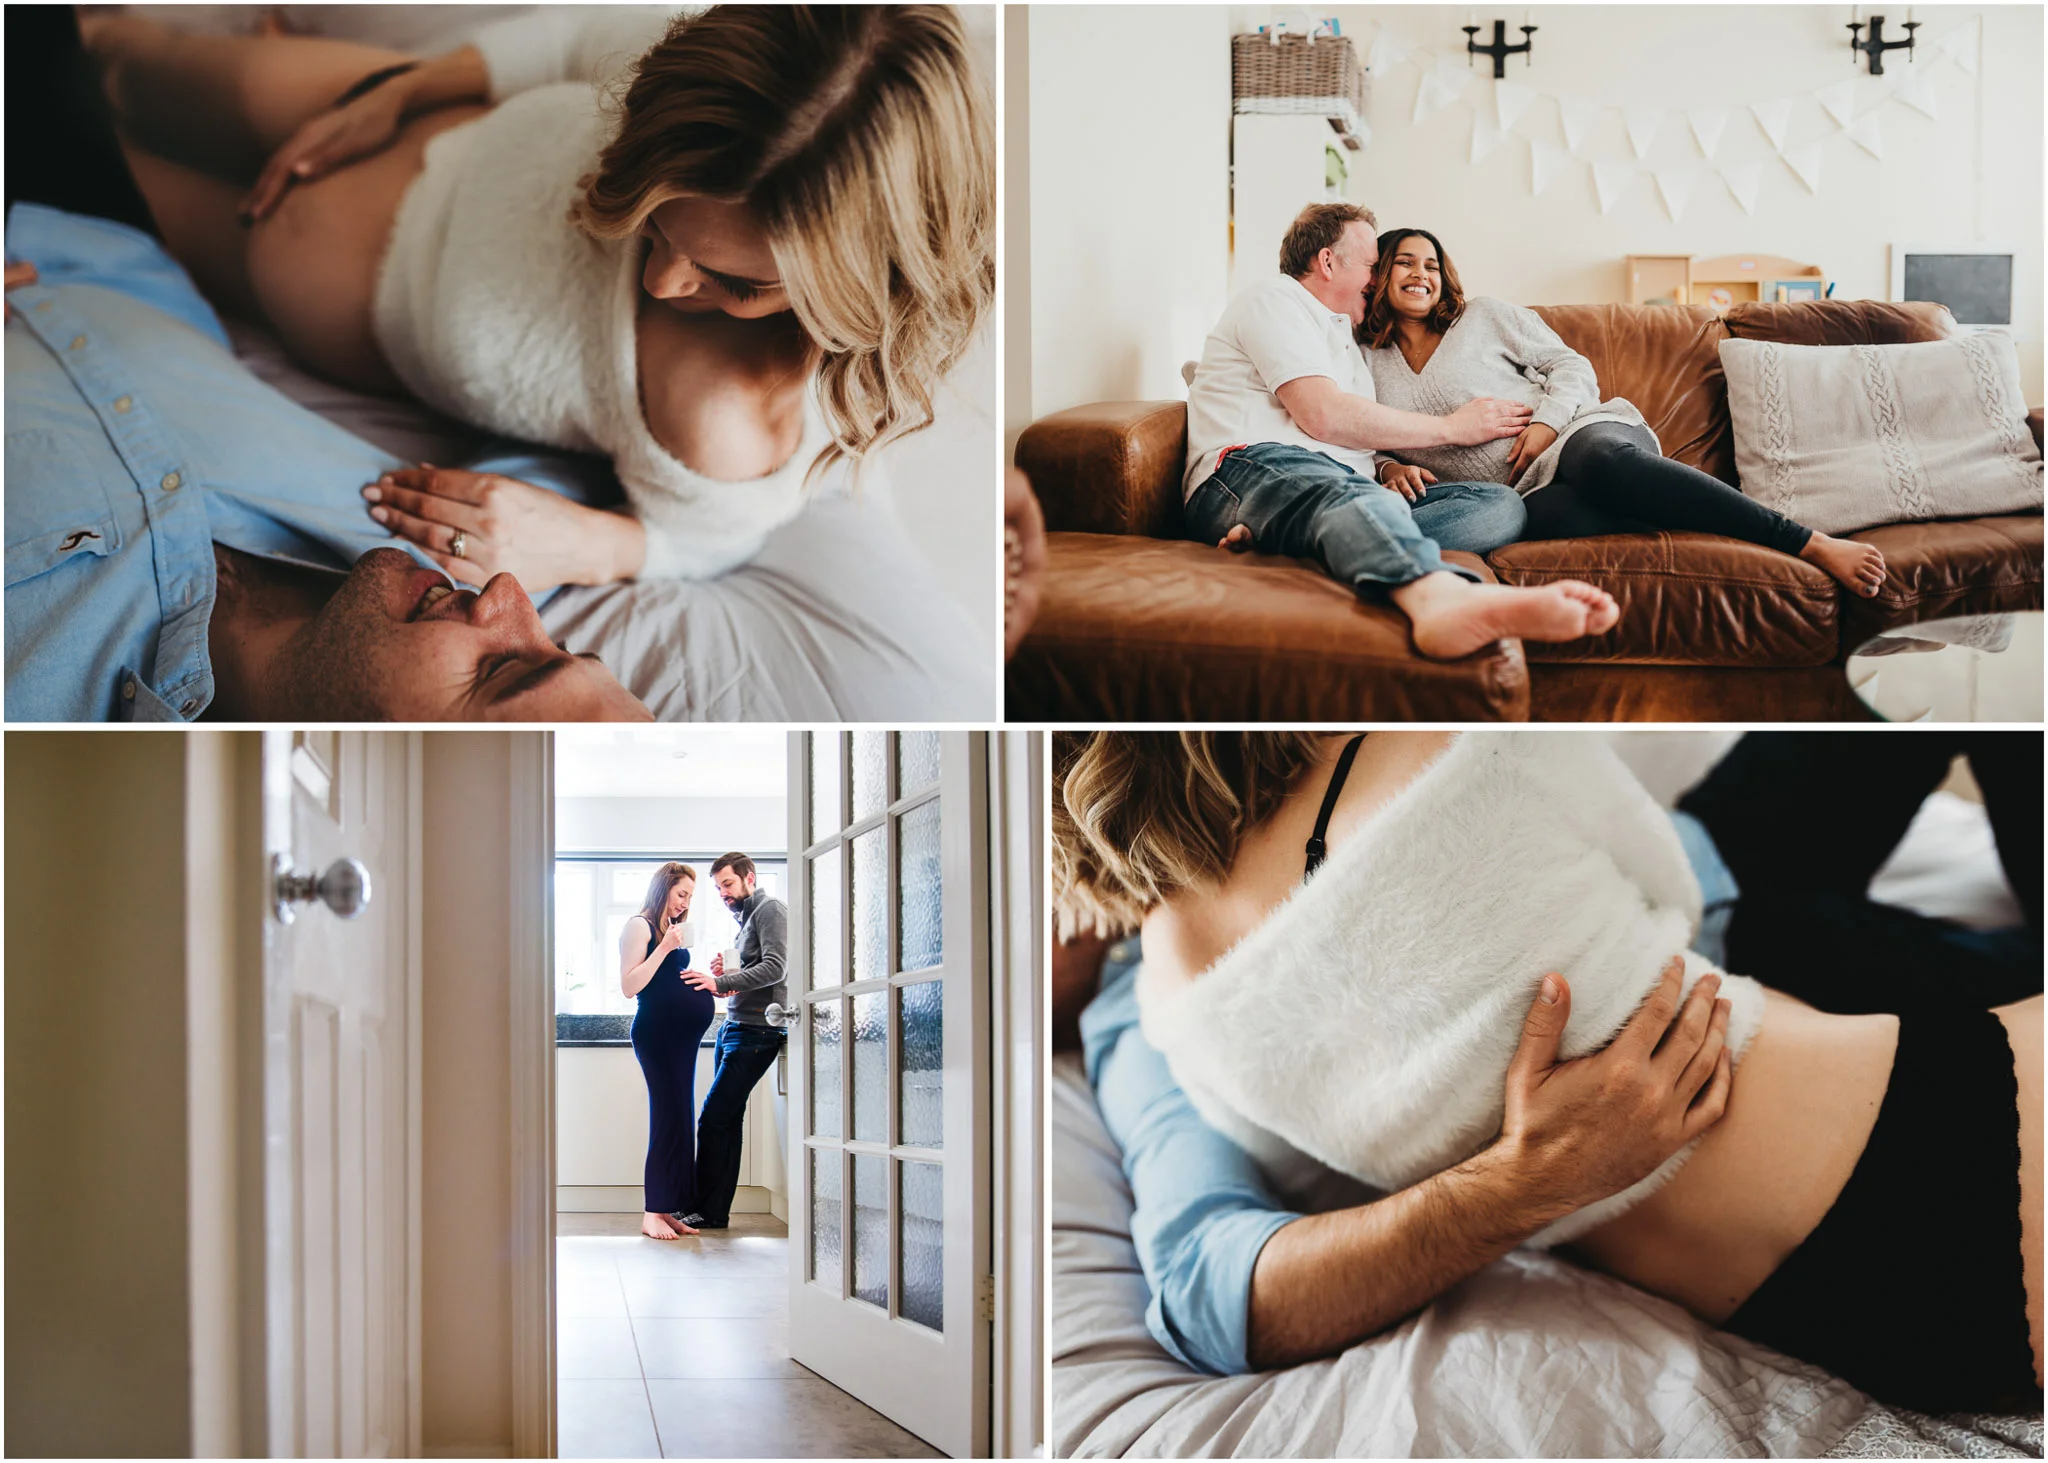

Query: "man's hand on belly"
<box><xmin>1492</xmin><ymin>957</ymin><xmax>1733</xmax><ymax>1226</ymax></box>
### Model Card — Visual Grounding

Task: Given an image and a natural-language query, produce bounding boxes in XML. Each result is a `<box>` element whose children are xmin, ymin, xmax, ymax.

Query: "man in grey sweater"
<box><xmin>680</xmin><ymin>852</ymin><xmax>789</xmax><ymax>1229</ymax></box>
<box><xmin>1183</xmin><ymin>201</ymin><xmax>1619</xmax><ymax>659</ymax></box>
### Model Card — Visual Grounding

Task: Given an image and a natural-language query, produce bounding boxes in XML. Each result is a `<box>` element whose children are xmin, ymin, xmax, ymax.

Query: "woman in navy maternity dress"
<box><xmin>620</xmin><ymin>862</ymin><xmax>717</xmax><ymax>1240</ymax></box>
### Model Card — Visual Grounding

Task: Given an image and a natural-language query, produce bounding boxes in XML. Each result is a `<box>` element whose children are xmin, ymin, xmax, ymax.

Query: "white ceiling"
<box><xmin>554</xmin><ymin>728</ymin><xmax>789</xmax><ymax>801</ymax></box>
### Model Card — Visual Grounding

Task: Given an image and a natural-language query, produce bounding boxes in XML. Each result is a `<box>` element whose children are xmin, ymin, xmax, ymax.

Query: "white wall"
<box><xmin>1318</xmin><ymin>4</ymin><xmax>2043</xmax><ymax>399</ymax></box>
<box><xmin>1018</xmin><ymin>4</ymin><xmax>1234</xmax><ymax>436</ymax></box>
<box><xmin>556</xmin><ymin>795</ymin><xmax>786</xmax><ymax>856</ymax></box>
<box><xmin>1024</xmin><ymin>5</ymin><xmax>2043</xmax><ymax>409</ymax></box>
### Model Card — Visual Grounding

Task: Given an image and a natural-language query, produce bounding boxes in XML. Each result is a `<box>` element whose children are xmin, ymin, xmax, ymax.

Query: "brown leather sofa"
<box><xmin>1009</xmin><ymin>300</ymin><xmax>2044</xmax><ymax>721</ymax></box>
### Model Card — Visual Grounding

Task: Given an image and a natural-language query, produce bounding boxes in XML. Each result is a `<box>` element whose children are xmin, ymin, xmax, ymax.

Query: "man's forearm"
<box><xmin>398</xmin><ymin>47</ymin><xmax>491</xmax><ymax>114</ymax></box>
<box><xmin>1245</xmin><ymin>1141</ymin><xmax>1571</xmax><ymax>1369</ymax></box>
<box><xmin>1283</xmin><ymin>380</ymin><xmax>1458</xmax><ymax>454</ymax></box>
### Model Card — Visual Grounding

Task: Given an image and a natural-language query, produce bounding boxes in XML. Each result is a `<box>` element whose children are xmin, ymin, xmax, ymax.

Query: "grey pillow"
<box><xmin>1719</xmin><ymin>332</ymin><xmax>2043</xmax><ymax>534</ymax></box>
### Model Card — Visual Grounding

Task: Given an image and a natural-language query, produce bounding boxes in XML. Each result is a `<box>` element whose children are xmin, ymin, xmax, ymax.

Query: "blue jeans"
<box><xmin>691</xmin><ymin>1019</ymin><xmax>787</xmax><ymax>1224</ymax></box>
<box><xmin>1184</xmin><ymin>442</ymin><xmax>1526</xmax><ymax>598</ymax></box>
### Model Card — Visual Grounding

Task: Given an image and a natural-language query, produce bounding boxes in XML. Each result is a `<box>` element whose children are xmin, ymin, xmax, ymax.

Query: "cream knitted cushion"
<box><xmin>1719</xmin><ymin>333</ymin><xmax>2043</xmax><ymax>534</ymax></box>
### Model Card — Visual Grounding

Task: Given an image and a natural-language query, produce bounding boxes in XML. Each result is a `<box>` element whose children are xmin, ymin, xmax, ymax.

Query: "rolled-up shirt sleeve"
<box><xmin>1081</xmin><ymin>957</ymin><xmax>1299</xmax><ymax>1376</ymax></box>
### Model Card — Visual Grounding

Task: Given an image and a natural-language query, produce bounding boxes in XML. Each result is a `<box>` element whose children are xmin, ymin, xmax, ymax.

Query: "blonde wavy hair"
<box><xmin>574</xmin><ymin>5</ymin><xmax>994</xmax><ymax>480</ymax></box>
<box><xmin>1053</xmin><ymin>732</ymin><xmax>1325</xmax><ymax>938</ymax></box>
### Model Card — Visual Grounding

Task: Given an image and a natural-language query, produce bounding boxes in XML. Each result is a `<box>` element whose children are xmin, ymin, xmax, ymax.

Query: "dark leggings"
<box><xmin>1678</xmin><ymin>731</ymin><xmax>2043</xmax><ymax>1015</ymax></box>
<box><xmin>1521</xmin><ymin>421</ymin><xmax>1813</xmax><ymax>557</ymax></box>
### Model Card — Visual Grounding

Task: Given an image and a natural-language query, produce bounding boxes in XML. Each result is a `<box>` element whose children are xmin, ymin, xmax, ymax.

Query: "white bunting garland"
<box><xmin>1494</xmin><ymin>78</ymin><xmax>1537</xmax><ymax>134</ymax></box>
<box><xmin>1344</xmin><ymin>19</ymin><xmax>1977</xmax><ymax>212</ymax></box>
<box><xmin>1892</xmin><ymin>70</ymin><xmax>1939</xmax><ymax>120</ymax></box>
<box><xmin>1816</xmin><ymin>79</ymin><xmax>1858</xmax><ymax>129</ymax></box>
<box><xmin>1559</xmin><ymin>96</ymin><xmax>1603</xmax><ymax>154</ymax></box>
<box><xmin>1654</xmin><ymin>165</ymin><xmax>1702</xmax><ymax>222</ymax></box>
<box><xmin>1623</xmin><ymin>107</ymin><xmax>1663</xmax><ymax>160</ymax></box>
<box><xmin>1592</xmin><ymin>161</ymin><xmax>1634</xmax><ymax>214</ymax></box>
<box><xmin>1749</xmin><ymin>96</ymin><xmax>1794</xmax><ymax>151</ymax></box>
<box><xmin>1687</xmin><ymin>107</ymin><xmax>1729</xmax><ymax>160</ymax></box>
<box><xmin>1721</xmin><ymin>162</ymin><xmax>1764</xmax><ymax>215</ymax></box>
<box><xmin>1844</xmin><ymin>110</ymin><xmax>1885</xmax><ymax>160</ymax></box>
<box><xmin>1784</xmin><ymin>141</ymin><xmax>1825</xmax><ymax>194</ymax></box>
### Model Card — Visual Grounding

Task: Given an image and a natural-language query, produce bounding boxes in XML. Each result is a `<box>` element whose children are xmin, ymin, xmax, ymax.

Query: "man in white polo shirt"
<box><xmin>1184</xmin><ymin>203</ymin><xmax>1619</xmax><ymax>659</ymax></box>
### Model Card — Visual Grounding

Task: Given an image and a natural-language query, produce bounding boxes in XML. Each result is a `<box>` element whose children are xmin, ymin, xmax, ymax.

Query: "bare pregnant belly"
<box><xmin>1564</xmin><ymin>989</ymin><xmax>1898</xmax><ymax>1322</ymax></box>
<box><xmin>245</xmin><ymin>104</ymin><xmax>492</xmax><ymax>395</ymax></box>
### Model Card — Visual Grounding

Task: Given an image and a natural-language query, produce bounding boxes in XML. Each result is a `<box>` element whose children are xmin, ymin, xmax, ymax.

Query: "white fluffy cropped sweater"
<box><xmin>1136</xmin><ymin>732</ymin><xmax>1767</xmax><ymax>1247</ymax></box>
<box><xmin>372</xmin><ymin>80</ymin><xmax>831</xmax><ymax>580</ymax></box>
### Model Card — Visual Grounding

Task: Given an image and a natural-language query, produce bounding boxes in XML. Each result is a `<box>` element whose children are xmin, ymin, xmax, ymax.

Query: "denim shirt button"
<box><xmin>1109</xmin><ymin>941</ymin><xmax>1131</xmax><ymax>963</ymax></box>
<box><xmin>180</xmin><ymin>698</ymin><xmax>198</xmax><ymax>715</ymax></box>
<box><xmin>160</xmin><ymin>471</ymin><xmax>182</xmax><ymax>492</ymax></box>
<box><xmin>69</xmin><ymin>334</ymin><xmax>88</xmax><ymax>351</ymax></box>
<box><xmin>122</xmin><ymin>679</ymin><xmax>137</xmax><ymax>700</ymax></box>
<box><xmin>34</xmin><ymin>299</ymin><xmax>51</xmax><ymax>312</ymax></box>
<box><xmin>113</xmin><ymin>395</ymin><xmax>133</xmax><ymax>414</ymax></box>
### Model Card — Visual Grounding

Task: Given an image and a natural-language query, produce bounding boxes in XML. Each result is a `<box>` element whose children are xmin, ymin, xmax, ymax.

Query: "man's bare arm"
<box><xmin>1246</xmin><ymin>960</ymin><xmax>1732</xmax><ymax>1368</ymax></box>
<box><xmin>1276</xmin><ymin>376</ymin><xmax>1532</xmax><ymax>453</ymax></box>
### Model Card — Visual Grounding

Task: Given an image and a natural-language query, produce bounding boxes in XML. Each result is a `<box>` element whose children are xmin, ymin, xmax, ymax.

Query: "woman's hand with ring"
<box><xmin>363</xmin><ymin>465</ymin><xmax>643</xmax><ymax>592</ymax></box>
<box><xmin>1505</xmin><ymin>423</ymin><xmax>1559</xmax><ymax>486</ymax></box>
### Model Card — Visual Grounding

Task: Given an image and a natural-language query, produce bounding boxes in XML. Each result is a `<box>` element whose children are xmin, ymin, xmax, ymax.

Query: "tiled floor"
<box><xmin>557</xmin><ymin>1212</ymin><xmax>943</xmax><ymax>1459</ymax></box>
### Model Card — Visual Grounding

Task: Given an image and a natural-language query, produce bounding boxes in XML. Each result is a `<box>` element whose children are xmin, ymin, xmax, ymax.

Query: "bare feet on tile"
<box><xmin>642</xmin><ymin>1211</ymin><xmax>681</xmax><ymax>1240</ymax></box>
<box><xmin>1801</xmin><ymin>533</ymin><xmax>1887</xmax><ymax>597</ymax></box>
<box><xmin>1395</xmin><ymin>572</ymin><xmax>1620</xmax><ymax>660</ymax></box>
<box><xmin>666</xmin><ymin>1213</ymin><xmax>701</xmax><ymax>1236</ymax></box>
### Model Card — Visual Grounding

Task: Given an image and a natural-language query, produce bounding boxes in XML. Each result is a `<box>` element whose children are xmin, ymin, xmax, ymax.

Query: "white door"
<box><xmin>261</xmin><ymin>731</ymin><xmax>416</xmax><ymax>1458</ymax></box>
<box><xmin>786</xmin><ymin>732</ymin><xmax>990</xmax><ymax>1458</ymax></box>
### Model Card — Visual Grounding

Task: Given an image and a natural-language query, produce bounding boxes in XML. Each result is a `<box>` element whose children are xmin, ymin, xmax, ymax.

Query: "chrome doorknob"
<box><xmin>764</xmin><ymin>1002</ymin><xmax>801</xmax><ymax>1030</ymax></box>
<box><xmin>272</xmin><ymin>854</ymin><xmax>373</xmax><ymax>924</ymax></box>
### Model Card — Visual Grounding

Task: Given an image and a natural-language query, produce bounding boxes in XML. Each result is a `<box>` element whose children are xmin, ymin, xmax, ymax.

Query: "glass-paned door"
<box><xmin>786</xmin><ymin>732</ymin><xmax>989</xmax><ymax>1458</ymax></box>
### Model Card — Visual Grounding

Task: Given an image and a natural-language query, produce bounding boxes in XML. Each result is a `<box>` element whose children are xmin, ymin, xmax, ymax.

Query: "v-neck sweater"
<box><xmin>1364</xmin><ymin>295</ymin><xmax>1648</xmax><ymax>495</ymax></box>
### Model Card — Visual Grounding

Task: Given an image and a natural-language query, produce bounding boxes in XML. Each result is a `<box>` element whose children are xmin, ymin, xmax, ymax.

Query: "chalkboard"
<box><xmin>1902</xmin><ymin>253</ymin><xmax>2014</xmax><ymax>325</ymax></box>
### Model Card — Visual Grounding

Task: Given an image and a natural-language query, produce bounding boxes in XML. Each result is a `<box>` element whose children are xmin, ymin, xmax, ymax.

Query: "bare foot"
<box><xmin>642</xmin><ymin>1212</ymin><xmax>680</xmax><ymax>1241</ymax></box>
<box><xmin>1216</xmin><ymin>524</ymin><xmax>1254</xmax><ymax>553</ymax></box>
<box><xmin>1394</xmin><ymin>572</ymin><xmax>1620</xmax><ymax>660</ymax></box>
<box><xmin>667</xmin><ymin>1214</ymin><xmax>701</xmax><ymax>1236</ymax></box>
<box><xmin>1800</xmin><ymin>533</ymin><xmax>1887</xmax><ymax>598</ymax></box>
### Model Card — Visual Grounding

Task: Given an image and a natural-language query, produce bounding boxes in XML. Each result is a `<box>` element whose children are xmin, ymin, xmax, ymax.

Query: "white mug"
<box><xmin>721</xmin><ymin>947</ymin><xmax>741</xmax><ymax>975</ymax></box>
<box><xmin>673</xmin><ymin>919</ymin><xmax>698</xmax><ymax>950</ymax></box>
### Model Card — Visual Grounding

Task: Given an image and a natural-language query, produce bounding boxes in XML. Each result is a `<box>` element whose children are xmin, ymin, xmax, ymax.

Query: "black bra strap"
<box><xmin>1304</xmin><ymin>734</ymin><xmax>1367</xmax><ymax>880</ymax></box>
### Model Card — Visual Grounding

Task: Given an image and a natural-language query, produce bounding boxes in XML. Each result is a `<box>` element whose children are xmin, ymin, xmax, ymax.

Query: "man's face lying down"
<box><xmin>268</xmin><ymin>548</ymin><xmax>652</xmax><ymax>720</ymax></box>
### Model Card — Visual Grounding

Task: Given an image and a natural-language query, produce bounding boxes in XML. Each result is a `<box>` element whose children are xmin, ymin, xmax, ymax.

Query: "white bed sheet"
<box><xmin>1052</xmin><ymin>783</ymin><xmax>2042</xmax><ymax>1459</ymax></box>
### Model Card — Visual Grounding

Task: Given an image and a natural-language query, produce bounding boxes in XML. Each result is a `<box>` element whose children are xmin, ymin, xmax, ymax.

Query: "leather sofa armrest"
<box><xmin>2029</xmin><ymin>407</ymin><xmax>2043</xmax><ymax>451</ymax></box>
<box><xmin>1014</xmin><ymin>400</ymin><xmax>1189</xmax><ymax>537</ymax></box>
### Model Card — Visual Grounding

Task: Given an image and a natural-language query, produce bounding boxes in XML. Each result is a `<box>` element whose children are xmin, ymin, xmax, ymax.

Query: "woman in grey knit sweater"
<box><xmin>1361</xmin><ymin>229</ymin><xmax>1887</xmax><ymax>597</ymax></box>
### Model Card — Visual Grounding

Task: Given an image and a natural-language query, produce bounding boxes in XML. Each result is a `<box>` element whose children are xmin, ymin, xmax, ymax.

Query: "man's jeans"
<box><xmin>692</xmin><ymin>1019</ymin><xmax>788</xmax><ymax>1224</ymax></box>
<box><xmin>1183</xmin><ymin>443</ymin><xmax>1526</xmax><ymax>597</ymax></box>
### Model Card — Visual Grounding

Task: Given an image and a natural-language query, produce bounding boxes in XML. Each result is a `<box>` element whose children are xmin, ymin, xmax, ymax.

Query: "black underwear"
<box><xmin>1725</xmin><ymin>1004</ymin><xmax>2037</xmax><ymax>1414</ymax></box>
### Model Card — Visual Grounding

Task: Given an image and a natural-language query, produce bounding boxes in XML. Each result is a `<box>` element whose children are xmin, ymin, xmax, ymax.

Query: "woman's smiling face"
<box><xmin>640</xmin><ymin>197</ymin><xmax>790</xmax><ymax>319</ymax></box>
<box><xmin>1383</xmin><ymin>234</ymin><xmax>1443</xmax><ymax>321</ymax></box>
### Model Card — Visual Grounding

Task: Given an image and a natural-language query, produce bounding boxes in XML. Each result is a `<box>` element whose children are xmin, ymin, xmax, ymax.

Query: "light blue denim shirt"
<box><xmin>1079</xmin><ymin>812</ymin><xmax>1742</xmax><ymax>1377</ymax></box>
<box><xmin>5</xmin><ymin>204</ymin><xmax>602</xmax><ymax>722</ymax></box>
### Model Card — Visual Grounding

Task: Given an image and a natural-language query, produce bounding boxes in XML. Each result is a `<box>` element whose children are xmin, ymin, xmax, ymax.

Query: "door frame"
<box><xmin>508</xmin><ymin>734</ymin><xmax>558</xmax><ymax>1459</ymax></box>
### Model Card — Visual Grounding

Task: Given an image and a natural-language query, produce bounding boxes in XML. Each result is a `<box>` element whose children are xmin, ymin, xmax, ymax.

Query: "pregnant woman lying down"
<box><xmin>1056</xmin><ymin>731</ymin><xmax>2040</xmax><ymax>1413</ymax></box>
<box><xmin>1361</xmin><ymin>229</ymin><xmax>1889</xmax><ymax>597</ymax></box>
<box><xmin>87</xmin><ymin>5</ymin><xmax>992</xmax><ymax>586</ymax></box>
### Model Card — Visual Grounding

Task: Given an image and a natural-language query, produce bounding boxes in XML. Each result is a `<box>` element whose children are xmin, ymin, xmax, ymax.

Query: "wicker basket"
<box><xmin>1232</xmin><ymin>32</ymin><xmax>1369</xmax><ymax>139</ymax></box>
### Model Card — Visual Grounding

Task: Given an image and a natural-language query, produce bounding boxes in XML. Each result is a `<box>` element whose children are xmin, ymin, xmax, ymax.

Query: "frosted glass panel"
<box><xmin>811</xmin><ymin>1149</ymin><xmax>842</xmax><ymax>1289</ymax></box>
<box><xmin>852</xmin><ymin>991</ymin><xmax>887</xmax><ymax>1145</ymax></box>
<box><xmin>851</xmin><ymin>731</ymin><xmax>888</xmax><ymax>822</ymax></box>
<box><xmin>900</xmin><ymin>1160</ymin><xmax>943</xmax><ymax>1332</ymax></box>
<box><xmin>853</xmin><ymin>1154</ymin><xmax>888</xmax><ymax>1310</ymax></box>
<box><xmin>850</xmin><ymin>828</ymin><xmax>885</xmax><ymax>984</ymax></box>
<box><xmin>811</xmin><ymin>733</ymin><xmax>843</xmax><ymax>839</ymax></box>
<box><xmin>898</xmin><ymin>798</ymin><xmax>942</xmax><ymax>973</ymax></box>
<box><xmin>811</xmin><ymin>999</ymin><xmax>842</xmax><ymax>1140</ymax></box>
<box><xmin>899</xmin><ymin>980</ymin><xmax>942</xmax><ymax>1149</ymax></box>
<box><xmin>809</xmin><ymin>848</ymin><xmax>841</xmax><ymax>989</ymax></box>
<box><xmin>896</xmin><ymin>732</ymin><xmax>941</xmax><ymax>794</ymax></box>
